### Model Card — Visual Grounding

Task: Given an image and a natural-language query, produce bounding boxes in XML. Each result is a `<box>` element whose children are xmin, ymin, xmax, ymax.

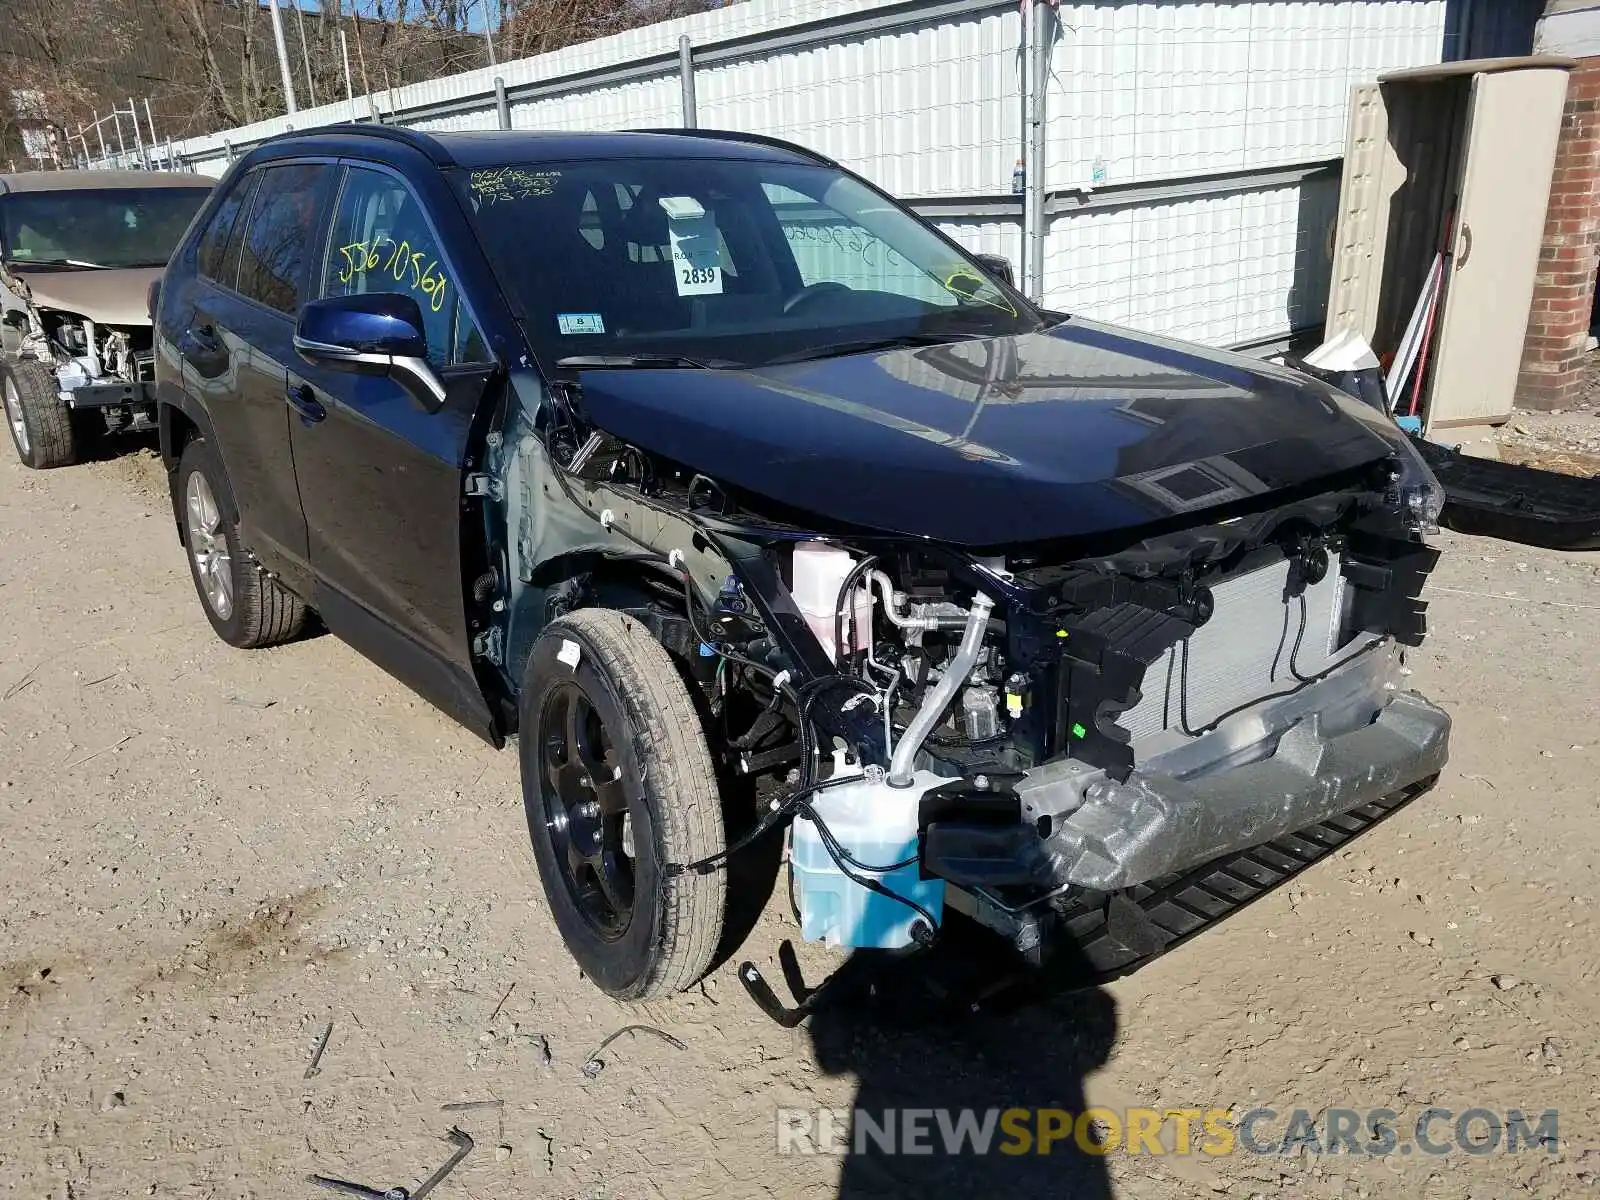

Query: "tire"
<box><xmin>176</xmin><ymin>436</ymin><xmax>307</xmax><ymax>649</ymax></box>
<box><xmin>519</xmin><ymin>609</ymin><xmax>726</xmax><ymax>1000</ymax></box>
<box><xmin>1</xmin><ymin>357</ymin><xmax>78</xmax><ymax>469</ymax></box>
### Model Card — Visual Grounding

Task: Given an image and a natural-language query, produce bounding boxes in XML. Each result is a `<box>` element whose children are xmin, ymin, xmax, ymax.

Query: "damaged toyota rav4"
<box><xmin>152</xmin><ymin>126</ymin><xmax>1450</xmax><ymax>1001</ymax></box>
<box><xmin>2</xmin><ymin>170</ymin><xmax>213</xmax><ymax>468</ymax></box>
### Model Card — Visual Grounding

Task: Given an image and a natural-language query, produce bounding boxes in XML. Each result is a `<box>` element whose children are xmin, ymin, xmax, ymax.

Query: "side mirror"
<box><xmin>146</xmin><ymin>278</ymin><xmax>161</xmax><ymax>324</ymax></box>
<box><xmin>974</xmin><ymin>253</ymin><xmax>1016</xmax><ymax>288</ymax></box>
<box><xmin>293</xmin><ymin>293</ymin><xmax>446</xmax><ymax>414</ymax></box>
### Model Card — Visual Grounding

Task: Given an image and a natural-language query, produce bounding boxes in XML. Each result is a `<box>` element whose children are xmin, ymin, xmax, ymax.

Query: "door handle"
<box><xmin>1455</xmin><ymin>222</ymin><xmax>1472</xmax><ymax>269</ymax></box>
<box><xmin>285</xmin><ymin>382</ymin><xmax>327</xmax><ymax>423</ymax></box>
<box><xmin>181</xmin><ymin>321</ymin><xmax>222</xmax><ymax>358</ymax></box>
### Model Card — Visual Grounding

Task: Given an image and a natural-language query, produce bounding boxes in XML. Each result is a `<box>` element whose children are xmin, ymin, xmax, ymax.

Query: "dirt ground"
<box><xmin>2</xmin><ymin>446</ymin><xmax>1597</xmax><ymax>1200</ymax></box>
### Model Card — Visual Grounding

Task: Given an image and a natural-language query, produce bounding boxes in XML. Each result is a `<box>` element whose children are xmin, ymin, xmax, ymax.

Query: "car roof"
<box><xmin>0</xmin><ymin>169</ymin><xmax>214</xmax><ymax>195</ymax></box>
<box><xmin>254</xmin><ymin>126</ymin><xmax>835</xmax><ymax>171</ymax></box>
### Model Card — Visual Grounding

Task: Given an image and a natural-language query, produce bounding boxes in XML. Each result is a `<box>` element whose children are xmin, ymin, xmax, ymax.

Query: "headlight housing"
<box><xmin>1386</xmin><ymin>437</ymin><xmax>1445</xmax><ymax>537</ymax></box>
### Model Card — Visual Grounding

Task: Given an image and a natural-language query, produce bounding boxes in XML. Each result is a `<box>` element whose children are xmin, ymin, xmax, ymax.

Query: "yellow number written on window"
<box><xmin>335</xmin><ymin>236</ymin><xmax>449</xmax><ymax>313</ymax></box>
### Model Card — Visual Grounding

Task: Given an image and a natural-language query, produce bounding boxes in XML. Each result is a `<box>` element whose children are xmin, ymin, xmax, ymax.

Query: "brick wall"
<box><xmin>1517</xmin><ymin>56</ymin><xmax>1600</xmax><ymax>411</ymax></box>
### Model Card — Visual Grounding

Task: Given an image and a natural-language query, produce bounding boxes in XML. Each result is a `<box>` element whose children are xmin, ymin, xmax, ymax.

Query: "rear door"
<box><xmin>288</xmin><ymin>161</ymin><xmax>501</xmax><ymax>741</ymax></box>
<box><xmin>177</xmin><ymin>162</ymin><xmax>334</xmax><ymax>589</ymax></box>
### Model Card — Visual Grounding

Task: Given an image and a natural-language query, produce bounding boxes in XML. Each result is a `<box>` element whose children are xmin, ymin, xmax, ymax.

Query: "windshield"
<box><xmin>0</xmin><ymin>188</ymin><xmax>208</xmax><ymax>269</ymax></box>
<box><xmin>453</xmin><ymin>157</ymin><xmax>1040</xmax><ymax>368</ymax></box>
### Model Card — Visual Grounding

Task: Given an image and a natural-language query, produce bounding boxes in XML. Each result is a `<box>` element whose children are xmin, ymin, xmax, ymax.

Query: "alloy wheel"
<box><xmin>185</xmin><ymin>470</ymin><xmax>234</xmax><ymax>621</ymax></box>
<box><xmin>3</xmin><ymin>376</ymin><xmax>28</xmax><ymax>457</ymax></box>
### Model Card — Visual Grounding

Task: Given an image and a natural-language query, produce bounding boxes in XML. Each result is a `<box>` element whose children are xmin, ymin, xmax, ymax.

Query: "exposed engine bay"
<box><xmin>479</xmin><ymin>332</ymin><xmax>1453</xmax><ymax>973</ymax></box>
<box><xmin>1</xmin><ymin>266</ymin><xmax>158</xmax><ymax>437</ymax></box>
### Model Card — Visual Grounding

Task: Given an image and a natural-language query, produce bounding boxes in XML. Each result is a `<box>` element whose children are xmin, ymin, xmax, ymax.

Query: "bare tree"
<box><xmin>496</xmin><ymin>0</ymin><xmax>718</xmax><ymax>60</ymax></box>
<box><xmin>0</xmin><ymin>0</ymin><xmax>128</xmax><ymax>147</ymax></box>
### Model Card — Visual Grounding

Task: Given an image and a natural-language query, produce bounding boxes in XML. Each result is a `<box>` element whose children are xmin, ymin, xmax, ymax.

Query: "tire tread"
<box><xmin>4</xmin><ymin>358</ymin><xmax>78</xmax><ymax>469</ymax></box>
<box><xmin>544</xmin><ymin>609</ymin><xmax>726</xmax><ymax>999</ymax></box>
<box><xmin>177</xmin><ymin>436</ymin><xmax>307</xmax><ymax>649</ymax></box>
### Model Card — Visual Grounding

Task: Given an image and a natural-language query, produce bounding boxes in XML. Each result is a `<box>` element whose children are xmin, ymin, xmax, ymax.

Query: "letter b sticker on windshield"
<box><xmin>660</xmin><ymin>196</ymin><xmax>723</xmax><ymax>297</ymax></box>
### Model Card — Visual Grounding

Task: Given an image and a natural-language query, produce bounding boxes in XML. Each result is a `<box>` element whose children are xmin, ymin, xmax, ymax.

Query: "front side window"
<box><xmin>319</xmin><ymin>167</ymin><xmax>484</xmax><ymax>367</ymax></box>
<box><xmin>0</xmin><ymin>187</ymin><xmax>209</xmax><ymax>269</ymax></box>
<box><xmin>452</xmin><ymin>157</ymin><xmax>1037</xmax><ymax>369</ymax></box>
<box><xmin>236</xmin><ymin>164</ymin><xmax>330</xmax><ymax>316</ymax></box>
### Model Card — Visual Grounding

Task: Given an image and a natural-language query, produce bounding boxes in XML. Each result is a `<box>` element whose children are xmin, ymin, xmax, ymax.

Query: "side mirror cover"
<box><xmin>294</xmin><ymin>293</ymin><xmax>445</xmax><ymax>414</ymax></box>
<box><xmin>974</xmin><ymin>253</ymin><xmax>1016</xmax><ymax>288</ymax></box>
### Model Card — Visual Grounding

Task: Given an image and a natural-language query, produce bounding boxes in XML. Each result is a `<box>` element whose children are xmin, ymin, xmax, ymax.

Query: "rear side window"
<box><xmin>237</xmin><ymin>164</ymin><xmax>329</xmax><ymax>315</ymax></box>
<box><xmin>197</xmin><ymin>171</ymin><xmax>257</xmax><ymax>284</ymax></box>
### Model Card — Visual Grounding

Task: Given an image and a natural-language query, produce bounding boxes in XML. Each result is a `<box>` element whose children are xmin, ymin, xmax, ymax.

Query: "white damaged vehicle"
<box><xmin>1</xmin><ymin>170</ymin><xmax>212</xmax><ymax>469</ymax></box>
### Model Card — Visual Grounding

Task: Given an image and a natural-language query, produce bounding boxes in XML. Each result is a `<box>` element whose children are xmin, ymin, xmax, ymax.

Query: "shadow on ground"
<box><xmin>797</xmin><ymin>919</ymin><xmax>1119</xmax><ymax>1199</ymax></box>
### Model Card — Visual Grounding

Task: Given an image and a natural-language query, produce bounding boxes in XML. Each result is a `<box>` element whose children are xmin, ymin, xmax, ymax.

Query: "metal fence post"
<box><xmin>1019</xmin><ymin>1</ymin><xmax>1035</xmax><ymax>298</ymax></box>
<box><xmin>126</xmin><ymin>99</ymin><xmax>148</xmax><ymax>168</ymax></box>
<box><xmin>1027</xmin><ymin>0</ymin><xmax>1051</xmax><ymax>304</ymax></box>
<box><xmin>679</xmin><ymin>35</ymin><xmax>698</xmax><ymax>129</ymax></box>
<box><xmin>495</xmin><ymin>77</ymin><xmax>511</xmax><ymax>130</ymax></box>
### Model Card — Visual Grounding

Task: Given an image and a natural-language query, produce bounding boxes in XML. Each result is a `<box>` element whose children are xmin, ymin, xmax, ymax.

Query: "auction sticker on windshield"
<box><xmin>659</xmin><ymin>196</ymin><xmax>723</xmax><ymax>297</ymax></box>
<box><xmin>557</xmin><ymin>312</ymin><xmax>606</xmax><ymax>335</ymax></box>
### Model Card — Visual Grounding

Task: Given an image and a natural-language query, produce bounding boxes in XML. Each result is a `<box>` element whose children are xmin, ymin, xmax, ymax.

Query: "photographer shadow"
<box><xmin>802</xmin><ymin>918</ymin><xmax>1120</xmax><ymax>1199</ymax></box>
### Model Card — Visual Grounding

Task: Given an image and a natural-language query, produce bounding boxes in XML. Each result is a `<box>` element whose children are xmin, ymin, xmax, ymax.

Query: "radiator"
<box><xmin>1119</xmin><ymin>556</ymin><xmax>1347</xmax><ymax>743</ymax></box>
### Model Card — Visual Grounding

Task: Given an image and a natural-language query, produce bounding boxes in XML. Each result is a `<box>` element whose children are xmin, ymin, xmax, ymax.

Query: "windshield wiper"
<box><xmin>555</xmin><ymin>353</ymin><xmax>733</xmax><ymax>370</ymax></box>
<box><xmin>18</xmin><ymin>257</ymin><xmax>109</xmax><ymax>269</ymax></box>
<box><xmin>759</xmin><ymin>331</ymin><xmax>982</xmax><ymax>367</ymax></box>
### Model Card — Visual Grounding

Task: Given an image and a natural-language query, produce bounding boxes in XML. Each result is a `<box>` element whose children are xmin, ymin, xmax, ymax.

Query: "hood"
<box><xmin>573</xmin><ymin>317</ymin><xmax>1399</xmax><ymax>547</ymax></box>
<box><xmin>8</xmin><ymin>266</ymin><xmax>162</xmax><ymax>327</ymax></box>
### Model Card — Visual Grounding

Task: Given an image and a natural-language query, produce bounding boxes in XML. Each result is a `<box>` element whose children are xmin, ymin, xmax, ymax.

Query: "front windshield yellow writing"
<box><xmin>335</xmin><ymin>237</ymin><xmax>449</xmax><ymax>313</ymax></box>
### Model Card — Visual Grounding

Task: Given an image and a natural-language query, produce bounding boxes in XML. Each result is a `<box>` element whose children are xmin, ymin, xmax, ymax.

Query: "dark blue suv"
<box><xmin>153</xmin><ymin>124</ymin><xmax>1448</xmax><ymax>1004</ymax></box>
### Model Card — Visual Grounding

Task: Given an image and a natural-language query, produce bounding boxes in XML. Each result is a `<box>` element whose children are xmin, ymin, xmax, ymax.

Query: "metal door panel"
<box><xmin>1325</xmin><ymin>83</ymin><xmax>1393</xmax><ymax>344</ymax></box>
<box><xmin>1426</xmin><ymin>68</ymin><xmax>1569</xmax><ymax>429</ymax></box>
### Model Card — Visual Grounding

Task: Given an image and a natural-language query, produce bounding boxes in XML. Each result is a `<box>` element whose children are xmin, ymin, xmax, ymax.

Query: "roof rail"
<box><xmin>268</xmin><ymin>122</ymin><xmax>456</xmax><ymax>167</ymax></box>
<box><xmin>633</xmin><ymin>127</ymin><xmax>838</xmax><ymax>168</ymax></box>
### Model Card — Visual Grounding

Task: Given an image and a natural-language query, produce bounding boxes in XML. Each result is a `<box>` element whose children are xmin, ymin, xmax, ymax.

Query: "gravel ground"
<box><xmin>1</xmin><ymin>446</ymin><xmax>1597</xmax><ymax>1200</ymax></box>
<box><xmin>1494</xmin><ymin>408</ymin><xmax>1600</xmax><ymax>479</ymax></box>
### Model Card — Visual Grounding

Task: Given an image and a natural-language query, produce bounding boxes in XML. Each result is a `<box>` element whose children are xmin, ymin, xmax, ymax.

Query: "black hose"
<box><xmin>1287</xmin><ymin>593</ymin><xmax>1314</xmax><ymax>683</ymax></box>
<box><xmin>664</xmin><ymin>774</ymin><xmax>860</xmax><ymax>877</ymax></box>
<box><xmin>832</xmin><ymin>553</ymin><xmax>877</xmax><ymax>676</ymax></box>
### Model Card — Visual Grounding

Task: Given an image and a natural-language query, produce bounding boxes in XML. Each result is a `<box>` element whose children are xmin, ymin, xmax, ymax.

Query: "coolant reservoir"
<box><xmin>791</xmin><ymin>764</ymin><xmax>947</xmax><ymax>950</ymax></box>
<box><xmin>791</xmin><ymin>542</ymin><xmax>872</xmax><ymax>662</ymax></box>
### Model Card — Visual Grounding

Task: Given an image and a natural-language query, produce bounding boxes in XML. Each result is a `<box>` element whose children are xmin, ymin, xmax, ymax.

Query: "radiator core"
<box><xmin>1119</xmin><ymin>556</ymin><xmax>1347</xmax><ymax>743</ymax></box>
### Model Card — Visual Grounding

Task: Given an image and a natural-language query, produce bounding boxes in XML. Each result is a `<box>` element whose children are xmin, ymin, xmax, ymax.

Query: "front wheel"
<box><xmin>1</xmin><ymin>357</ymin><xmax>78</xmax><ymax>469</ymax></box>
<box><xmin>519</xmin><ymin>609</ymin><xmax>726</xmax><ymax>1000</ymax></box>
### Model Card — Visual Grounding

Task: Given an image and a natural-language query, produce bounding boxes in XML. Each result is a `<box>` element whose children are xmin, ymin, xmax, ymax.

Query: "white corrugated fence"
<box><xmin>159</xmin><ymin>0</ymin><xmax>1451</xmax><ymax>351</ymax></box>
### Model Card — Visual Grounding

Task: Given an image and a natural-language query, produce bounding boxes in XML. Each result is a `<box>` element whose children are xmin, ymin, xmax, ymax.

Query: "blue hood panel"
<box><xmin>571</xmin><ymin>317</ymin><xmax>1395</xmax><ymax>547</ymax></box>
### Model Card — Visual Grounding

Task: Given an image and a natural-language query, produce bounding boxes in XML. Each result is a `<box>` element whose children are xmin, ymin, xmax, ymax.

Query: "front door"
<box><xmin>289</xmin><ymin>163</ymin><xmax>501</xmax><ymax>740</ymax></box>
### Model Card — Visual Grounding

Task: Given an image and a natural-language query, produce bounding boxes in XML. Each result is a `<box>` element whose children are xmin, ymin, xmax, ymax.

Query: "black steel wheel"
<box><xmin>537</xmin><ymin>681</ymin><xmax>639</xmax><ymax>939</ymax></box>
<box><xmin>520</xmin><ymin>609</ymin><xmax>725</xmax><ymax>999</ymax></box>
